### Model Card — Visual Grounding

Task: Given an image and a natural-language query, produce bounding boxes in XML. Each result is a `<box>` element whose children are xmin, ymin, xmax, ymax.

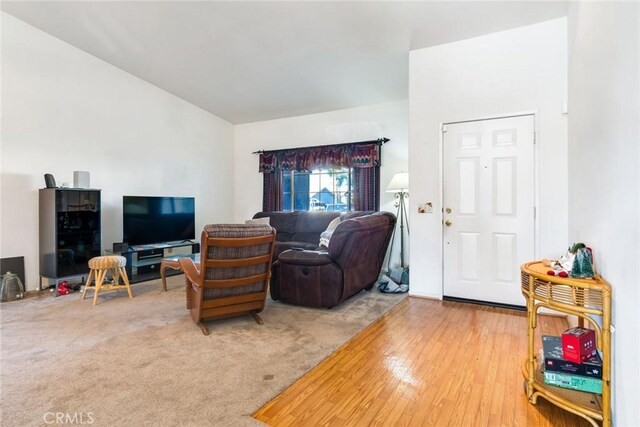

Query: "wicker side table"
<box><xmin>520</xmin><ymin>261</ymin><xmax>611</xmax><ymax>427</ymax></box>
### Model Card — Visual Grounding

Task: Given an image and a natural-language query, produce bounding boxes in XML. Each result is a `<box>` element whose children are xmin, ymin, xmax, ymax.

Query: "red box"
<box><xmin>562</xmin><ymin>327</ymin><xmax>597</xmax><ymax>363</ymax></box>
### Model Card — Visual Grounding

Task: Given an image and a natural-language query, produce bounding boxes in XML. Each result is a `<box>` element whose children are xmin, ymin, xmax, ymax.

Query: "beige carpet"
<box><xmin>0</xmin><ymin>276</ymin><xmax>405</xmax><ymax>426</ymax></box>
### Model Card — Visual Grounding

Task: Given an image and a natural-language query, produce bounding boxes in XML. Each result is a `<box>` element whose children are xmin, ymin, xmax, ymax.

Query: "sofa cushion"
<box><xmin>274</xmin><ymin>241</ymin><xmax>317</xmax><ymax>260</ymax></box>
<box><xmin>253</xmin><ymin>212</ymin><xmax>299</xmax><ymax>242</ymax></box>
<box><xmin>291</xmin><ymin>211</ymin><xmax>341</xmax><ymax>243</ymax></box>
<box><xmin>328</xmin><ymin>212</ymin><xmax>395</xmax><ymax>260</ymax></box>
<box><xmin>278</xmin><ymin>249</ymin><xmax>333</xmax><ymax>266</ymax></box>
<box><xmin>253</xmin><ymin>210</ymin><xmax>376</xmax><ymax>254</ymax></box>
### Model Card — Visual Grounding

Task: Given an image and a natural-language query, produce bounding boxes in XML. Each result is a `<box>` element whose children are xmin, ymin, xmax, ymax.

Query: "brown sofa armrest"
<box><xmin>278</xmin><ymin>249</ymin><xmax>333</xmax><ymax>266</ymax></box>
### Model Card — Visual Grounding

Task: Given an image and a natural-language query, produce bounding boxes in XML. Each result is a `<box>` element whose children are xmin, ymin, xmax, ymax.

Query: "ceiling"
<box><xmin>2</xmin><ymin>1</ymin><xmax>568</xmax><ymax>124</ymax></box>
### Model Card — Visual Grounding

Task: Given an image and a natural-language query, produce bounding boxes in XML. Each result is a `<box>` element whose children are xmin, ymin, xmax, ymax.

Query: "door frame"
<box><xmin>438</xmin><ymin>111</ymin><xmax>540</xmax><ymax>299</ymax></box>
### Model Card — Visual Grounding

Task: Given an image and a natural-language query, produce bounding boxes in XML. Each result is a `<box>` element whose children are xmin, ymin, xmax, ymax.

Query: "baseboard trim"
<box><xmin>408</xmin><ymin>291</ymin><xmax>442</xmax><ymax>300</ymax></box>
<box><xmin>443</xmin><ymin>295</ymin><xmax>526</xmax><ymax>312</ymax></box>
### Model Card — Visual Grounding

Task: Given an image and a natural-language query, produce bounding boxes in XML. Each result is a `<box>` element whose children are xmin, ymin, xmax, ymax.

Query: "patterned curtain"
<box><xmin>258</xmin><ymin>152</ymin><xmax>277</xmax><ymax>173</ymax></box>
<box><xmin>259</xmin><ymin>140</ymin><xmax>384</xmax><ymax>212</ymax></box>
<box><xmin>352</xmin><ymin>167</ymin><xmax>380</xmax><ymax>211</ymax></box>
<box><xmin>351</xmin><ymin>143</ymin><xmax>380</xmax><ymax>211</ymax></box>
<box><xmin>262</xmin><ymin>169</ymin><xmax>282</xmax><ymax>212</ymax></box>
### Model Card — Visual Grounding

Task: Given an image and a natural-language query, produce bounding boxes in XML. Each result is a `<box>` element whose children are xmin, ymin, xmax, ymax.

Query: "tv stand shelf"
<box><xmin>117</xmin><ymin>241</ymin><xmax>199</xmax><ymax>284</ymax></box>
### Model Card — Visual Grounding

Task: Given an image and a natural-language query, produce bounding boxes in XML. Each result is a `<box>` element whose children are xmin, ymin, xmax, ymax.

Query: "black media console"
<box><xmin>119</xmin><ymin>241</ymin><xmax>200</xmax><ymax>284</ymax></box>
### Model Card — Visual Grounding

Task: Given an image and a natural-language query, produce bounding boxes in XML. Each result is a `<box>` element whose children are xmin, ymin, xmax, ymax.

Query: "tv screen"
<box><xmin>123</xmin><ymin>196</ymin><xmax>195</xmax><ymax>246</ymax></box>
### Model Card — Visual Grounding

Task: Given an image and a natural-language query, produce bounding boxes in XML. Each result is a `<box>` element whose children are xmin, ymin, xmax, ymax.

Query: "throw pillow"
<box><xmin>245</xmin><ymin>217</ymin><xmax>270</xmax><ymax>225</ymax></box>
<box><xmin>319</xmin><ymin>217</ymin><xmax>341</xmax><ymax>248</ymax></box>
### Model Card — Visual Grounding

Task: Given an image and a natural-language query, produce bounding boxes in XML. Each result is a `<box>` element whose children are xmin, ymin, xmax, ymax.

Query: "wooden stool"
<box><xmin>81</xmin><ymin>256</ymin><xmax>133</xmax><ymax>305</ymax></box>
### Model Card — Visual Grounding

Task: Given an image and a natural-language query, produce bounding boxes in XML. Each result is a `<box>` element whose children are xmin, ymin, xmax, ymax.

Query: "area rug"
<box><xmin>0</xmin><ymin>276</ymin><xmax>405</xmax><ymax>426</ymax></box>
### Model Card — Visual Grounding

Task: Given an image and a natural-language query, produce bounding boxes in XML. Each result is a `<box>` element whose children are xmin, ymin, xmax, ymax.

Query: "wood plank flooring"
<box><xmin>253</xmin><ymin>297</ymin><xmax>590</xmax><ymax>426</ymax></box>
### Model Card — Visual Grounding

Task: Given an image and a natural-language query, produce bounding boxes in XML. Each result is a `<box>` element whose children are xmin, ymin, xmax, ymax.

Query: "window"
<box><xmin>259</xmin><ymin>141</ymin><xmax>382</xmax><ymax>212</ymax></box>
<box><xmin>282</xmin><ymin>168</ymin><xmax>353</xmax><ymax>211</ymax></box>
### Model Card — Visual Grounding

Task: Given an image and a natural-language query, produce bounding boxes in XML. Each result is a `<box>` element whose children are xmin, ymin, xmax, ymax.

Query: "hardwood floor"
<box><xmin>253</xmin><ymin>297</ymin><xmax>590</xmax><ymax>426</ymax></box>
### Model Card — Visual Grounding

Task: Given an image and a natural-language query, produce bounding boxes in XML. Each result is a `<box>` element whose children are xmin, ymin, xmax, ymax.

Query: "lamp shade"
<box><xmin>386</xmin><ymin>172</ymin><xmax>409</xmax><ymax>193</ymax></box>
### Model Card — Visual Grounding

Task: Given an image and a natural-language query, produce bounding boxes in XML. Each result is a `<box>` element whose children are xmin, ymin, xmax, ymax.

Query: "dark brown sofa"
<box><xmin>252</xmin><ymin>211</ymin><xmax>374</xmax><ymax>259</ymax></box>
<box><xmin>254</xmin><ymin>211</ymin><xmax>396</xmax><ymax>308</ymax></box>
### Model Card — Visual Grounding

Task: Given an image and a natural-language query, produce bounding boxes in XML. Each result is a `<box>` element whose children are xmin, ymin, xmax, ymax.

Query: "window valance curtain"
<box><xmin>258</xmin><ymin>139</ymin><xmax>386</xmax><ymax>212</ymax></box>
<box><xmin>258</xmin><ymin>142</ymin><xmax>381</xmax><ymax>172</ymax></box>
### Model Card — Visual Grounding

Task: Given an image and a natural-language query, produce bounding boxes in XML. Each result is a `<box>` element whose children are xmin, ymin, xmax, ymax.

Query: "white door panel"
<box><xmin>443</xmin><ymin>115</ymin><xmax>535</xmax><ymax>306</ymax></box>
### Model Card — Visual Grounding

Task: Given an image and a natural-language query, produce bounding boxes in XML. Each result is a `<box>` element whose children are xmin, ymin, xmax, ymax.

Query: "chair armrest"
<box><xmin>278</xmin><ymin>249</ymin><xmax>333</xmax><ymax>266</ymax></box>
<box><xmin>178</xmin><ymin>257</ymin><xmax>201</xmax><ymax>286</ymax></box>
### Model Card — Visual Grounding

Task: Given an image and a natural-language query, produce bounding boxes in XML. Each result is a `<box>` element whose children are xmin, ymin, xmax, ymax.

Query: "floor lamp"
<box><xmin>386</xmin><ymin>172</ymin><xmax>409</xmax><ymax>271</ymax></box>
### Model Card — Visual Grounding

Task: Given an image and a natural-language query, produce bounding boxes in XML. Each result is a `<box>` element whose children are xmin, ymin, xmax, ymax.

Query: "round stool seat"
<box><xmin>88</xmin><ymin>255</ymin><xmax>127</xmax><ymax>269</ymax></box>
<box><xmin>83</xmin><ymin>256</ymin><xmax>132</xmax><ymax>305</ymax></box>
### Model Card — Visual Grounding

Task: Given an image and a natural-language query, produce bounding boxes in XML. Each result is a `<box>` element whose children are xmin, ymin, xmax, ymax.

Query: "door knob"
<box><xmin>444</xmin><ymin>220</ymin><xmax>452</xmax><ymax>227</ymax></box>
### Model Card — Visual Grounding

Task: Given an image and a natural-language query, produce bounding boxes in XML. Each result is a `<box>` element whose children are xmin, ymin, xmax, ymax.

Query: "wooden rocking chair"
<box><xmin>179</xmin><ymin>224</ymin><xmax>276</xmax><ymax>335</ymax></box>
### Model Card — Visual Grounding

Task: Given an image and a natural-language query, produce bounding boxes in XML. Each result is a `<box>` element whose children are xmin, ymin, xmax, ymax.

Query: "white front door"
<box><xmin>443</xmin><ymin>115</ymin><xmax>535</xmax><ymax>307</ymax></box>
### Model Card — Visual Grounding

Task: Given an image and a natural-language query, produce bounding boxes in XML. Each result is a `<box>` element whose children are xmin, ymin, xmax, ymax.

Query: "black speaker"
<box><xmin>44</xmin><ymin>174</ymin><xmax>56</xmax><ymax>188</ymax></box>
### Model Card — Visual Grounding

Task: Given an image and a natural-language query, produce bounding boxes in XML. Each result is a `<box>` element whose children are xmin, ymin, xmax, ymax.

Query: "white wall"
<box><xmin>408</xmin><ymin>18</ymin><xmax>568</xmax><ymax>298</ymax></box>
<box><xmin>567</xmin><ymin>2</ymin><xmax>640</xmax><ymax>424</ymax></box>
<box><xmin>234</xmin><ymin>101</ymin><xmax>409</xmax><ymax>265</ymax></box>
<box><xmin>0</xmin><ymin>13</ymin><xmax>235</xmax><ymax>291</ymax></box>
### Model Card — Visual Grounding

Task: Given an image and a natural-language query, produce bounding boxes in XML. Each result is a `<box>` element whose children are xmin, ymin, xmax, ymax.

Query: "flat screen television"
<box><xmin>123</xmin><ymin>196</ymin><xmax>195</xmax><ymax>246</ymax></box>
